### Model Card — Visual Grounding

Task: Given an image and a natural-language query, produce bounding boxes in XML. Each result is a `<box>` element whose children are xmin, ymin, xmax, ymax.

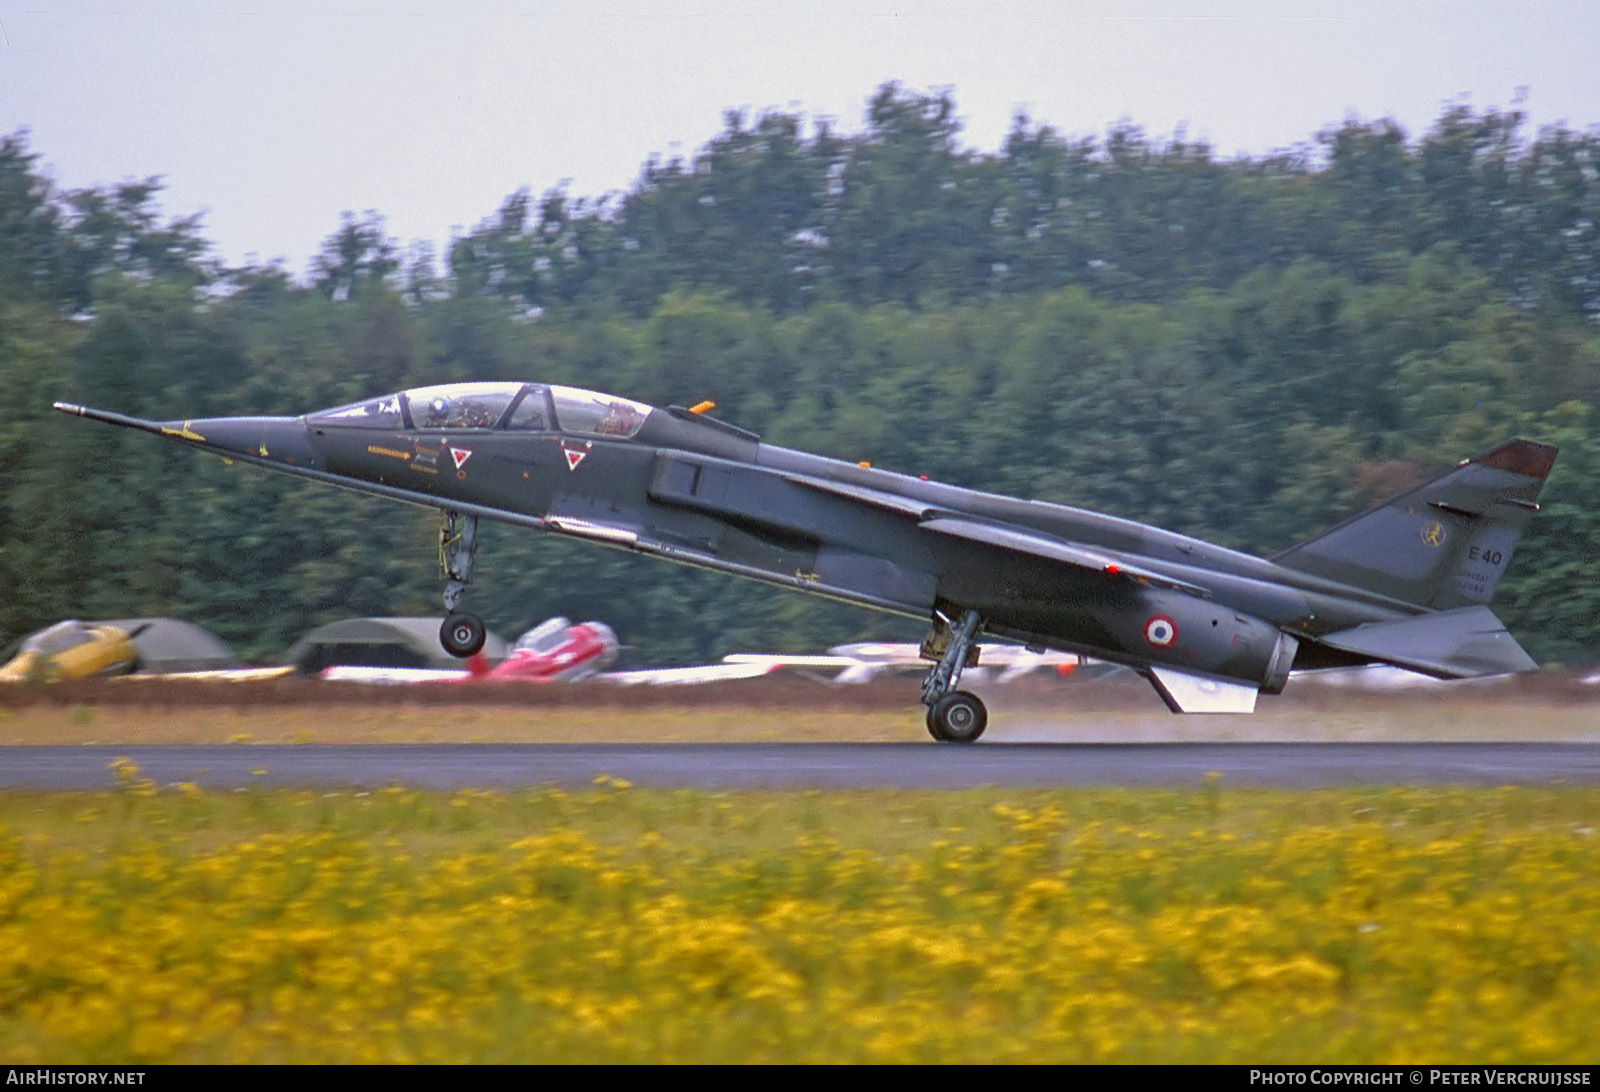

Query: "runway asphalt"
<box><xmin>3</xmin><ymin>743</ymin><xmax>1599</xmax><ymax>791</ymax></box>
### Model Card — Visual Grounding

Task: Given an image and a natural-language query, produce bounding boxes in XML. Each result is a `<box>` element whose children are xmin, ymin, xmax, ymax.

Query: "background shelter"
<box><xmin>109</xmin><ymin>617</ymin><xmax>240</xmax><ymax>674</ymax></box>
<box><xmin>284</xmin><ymin>617</ymin><xmax>509</xmax><ymax>674</ymax></box>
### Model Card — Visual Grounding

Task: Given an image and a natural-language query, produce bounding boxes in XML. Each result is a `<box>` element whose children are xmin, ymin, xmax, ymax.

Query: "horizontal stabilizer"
<box><xmin>1317</xmin><ymin>605</ymin><xmax>1537</xmax><ymax>679</ymax></box>
<box><xmin>1147</xmin><ymin>667</ymin><xmax>1260</xmax><ymax>714</ymax></box>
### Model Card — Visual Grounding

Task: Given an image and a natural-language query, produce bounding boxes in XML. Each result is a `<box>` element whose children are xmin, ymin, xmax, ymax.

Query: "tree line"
<box><xmin>2</xmin><ymin>84</ymin><xmax>1598</xmax><ymax>665</ymax></box>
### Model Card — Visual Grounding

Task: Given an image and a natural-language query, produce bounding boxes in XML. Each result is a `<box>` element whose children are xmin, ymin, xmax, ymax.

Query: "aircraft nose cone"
<box><xmin>162</xmin><ymin>416</ymin><xmax>324</xmax><ymax>470</ymax></box>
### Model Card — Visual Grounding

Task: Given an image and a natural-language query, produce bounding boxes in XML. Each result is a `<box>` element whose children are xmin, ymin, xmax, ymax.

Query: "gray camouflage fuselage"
<box><xmin>54</xmin><ymin>383</ymin><xmax>1556</xmax><ymax>710</ymax></box>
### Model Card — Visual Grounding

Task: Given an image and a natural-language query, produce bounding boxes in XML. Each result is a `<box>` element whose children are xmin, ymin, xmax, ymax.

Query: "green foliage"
<box><xmin>1493</xmin><ymin>403</ymin><xmax>1600</xmax><ymax>663</ymax></box>
<box><xmin>1</xmin><ymin>86</ymin><xmax>1598</xmax><ymax>664</ymax></box>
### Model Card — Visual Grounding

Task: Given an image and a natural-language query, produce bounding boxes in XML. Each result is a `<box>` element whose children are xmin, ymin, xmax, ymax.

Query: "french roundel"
<box><xmin>1143</xmin><ymin>615</ymin><xmax>1178</xmax><ymax>648</ymax></box>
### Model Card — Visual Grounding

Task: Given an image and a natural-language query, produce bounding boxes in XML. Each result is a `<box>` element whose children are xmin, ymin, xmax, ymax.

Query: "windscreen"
<box><xmin>307</xmin><ymin>394</ymin><xmax>405</xmax><ymax>429</ymax></box>
<box><xmin>22</xmin><ymin>621</ymin><xmax>97</xmax><ymax>655</ymax></box>
<box><xmin>513</xmin><ymin>617</ymin><xmax>574</xmax><ymax>654</ymax></box>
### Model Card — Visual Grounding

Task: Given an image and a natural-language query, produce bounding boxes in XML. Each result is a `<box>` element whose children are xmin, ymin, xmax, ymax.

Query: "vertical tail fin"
<box><xmin>1273</xmin><ymin>439</ymin><xmax>1557</xmax><ymax>609</ymax></box>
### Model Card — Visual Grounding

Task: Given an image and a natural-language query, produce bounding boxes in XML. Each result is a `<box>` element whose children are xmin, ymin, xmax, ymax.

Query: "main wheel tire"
<box><xmin>927</xmin><ymin>690</ymin><xmax>988</xmax><ymax>744</ymax></box>
<box><xmin>440</xmin><ymin>613</ymin><xmax>487</xmax><ymax>658</ymax></box>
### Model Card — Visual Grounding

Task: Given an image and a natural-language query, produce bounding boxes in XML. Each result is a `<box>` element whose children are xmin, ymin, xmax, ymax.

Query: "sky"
<box><xmin>2</xmin><ymin>0</ymin><xmax>1597</xmax><ymax>279</ymax></box>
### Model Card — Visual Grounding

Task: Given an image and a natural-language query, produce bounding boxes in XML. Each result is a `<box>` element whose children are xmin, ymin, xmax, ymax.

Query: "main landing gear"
<box><xmin>920</xmin><ymin>609</ymin><xmax>988</xmax><ymax>744</ymax></box>
<box><xmin>438</xmin><ymin>510</ymin><xmax>486</xmax><ymax>658</ymax></box>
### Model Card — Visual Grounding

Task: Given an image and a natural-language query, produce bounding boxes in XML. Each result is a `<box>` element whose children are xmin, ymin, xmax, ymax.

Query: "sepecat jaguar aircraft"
<box><xmin>56</xmin><ymin>381</ymin><xmax>1556</xmax><ymax>742</ymax></box>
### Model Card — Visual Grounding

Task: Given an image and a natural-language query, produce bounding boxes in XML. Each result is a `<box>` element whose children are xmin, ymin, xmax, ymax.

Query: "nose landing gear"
<box><xmin>438</xmin><ymin>510</ymin><xmax>486</xmax><ymax>658</ymax></box>
<box><xmin>920</xmin><ymin>609</ymin><xmax>988</xmax><ymax>743</ymax></box>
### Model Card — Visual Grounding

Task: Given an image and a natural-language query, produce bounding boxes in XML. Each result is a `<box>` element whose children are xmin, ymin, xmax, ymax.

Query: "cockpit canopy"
<box><xmin>308</xmin><ymin>383</ymin><xmax>653</xmax><ymax>438</ymax></box>
<box><xmin>20</xmin><ymin>619</ymin><xmax>106</xmax><ymax>656</ymax></box>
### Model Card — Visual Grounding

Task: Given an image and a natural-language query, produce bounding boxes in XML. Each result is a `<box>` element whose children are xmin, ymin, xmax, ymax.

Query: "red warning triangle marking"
<box><xmin>450</xmin><ymin>447</ymin><xmax>472</xmax><ymax>469</ymax></box>
<box><xmin>564</xmin><ymin>447</ymin><xmax>587</xmax><ymax>471</ymax></box>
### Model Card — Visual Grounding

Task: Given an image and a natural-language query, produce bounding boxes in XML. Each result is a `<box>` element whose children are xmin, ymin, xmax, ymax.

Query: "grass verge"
<box><xmin>2</xmin><ymin>775</ymin><xmax>1597</xmax><ymax>1062</ymax></box>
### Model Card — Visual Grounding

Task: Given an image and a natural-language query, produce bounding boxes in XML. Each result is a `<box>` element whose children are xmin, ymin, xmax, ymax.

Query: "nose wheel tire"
<box><xmin>441</xmin><ymin>613</ymin><xmax>487</xmax><ymax>658</ymax></box>
<box><xmin>926</xmin><ymin>690</ymin><xmax>988</xmax><ymax>744</ymax></box>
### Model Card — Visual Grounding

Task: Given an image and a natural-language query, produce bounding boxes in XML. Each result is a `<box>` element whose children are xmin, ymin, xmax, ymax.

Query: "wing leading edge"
<box><xmin>918</xmin><ymin>516</ymin><xmax>1212</xmax><ymax>598</ymax></box>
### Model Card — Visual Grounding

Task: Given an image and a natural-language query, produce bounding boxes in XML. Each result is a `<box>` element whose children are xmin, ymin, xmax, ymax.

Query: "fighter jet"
<box><xmin>55</xmin><ymin>382</ymin><xmax>1556</xmax><ymax>742</ymax></box>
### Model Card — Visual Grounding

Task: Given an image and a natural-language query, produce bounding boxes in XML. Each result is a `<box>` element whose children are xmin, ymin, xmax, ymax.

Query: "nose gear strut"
<box><xmin>920</xmin><ymin>609</ymin><xmax>988</xmax><ymax>743</ymax></box>
<box><xmin>438</xmin><ymin>510</ymin><xmax>486</xmax><ymax>657</ymax></box>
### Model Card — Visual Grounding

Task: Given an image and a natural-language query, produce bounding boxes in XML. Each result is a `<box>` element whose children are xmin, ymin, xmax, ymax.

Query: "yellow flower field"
<box><xmin>1</xmin><ymin>769</ymin><xmax>1597</xmax><ymax>1062</ymax></box>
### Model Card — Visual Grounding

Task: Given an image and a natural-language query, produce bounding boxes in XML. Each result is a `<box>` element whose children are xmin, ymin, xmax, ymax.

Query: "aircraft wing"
<box><xmin>722</xmin><ymin>654</ymin><xmax>868</xmax><ymax>669</ymax></box>
<box><xmin>112</xmin><ymin>666</ymin><xmax>296</xmax><ymax>682</ymax></box>
<box><xmin>603</xmin><ymin>662</ymin><xmax>784</xmax><ymax>686</ymax></box>
<box><xmin>719</xmin><ymin>654</ymin><xmax>887</xmax><ymax>683</ymax></box>
<box><xmin>318</xmin><ymin>665</ymin><xmax>472</xmax><ymax>683</ymax></box>
<box><xmin>781</xmin><ymin>475</ymin><xmax>940</xmax><ymax>519</ymax></box>
<box><xmin>659</xmin><ymin>464</ymin><xmax>1210</xmax><ymax>604</ymax></box>
<box><xmin>783</xmin><ymin>477</ymin><xmax>1211</xmax><ymax>598</ymax></box>
<box><xmin>917</xmin><ymin>517</ymin><xmax>1212</xmax><ymax>598</ymax></box>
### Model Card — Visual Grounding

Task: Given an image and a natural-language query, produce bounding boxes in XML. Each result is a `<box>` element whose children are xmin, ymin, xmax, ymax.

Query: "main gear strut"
<box><xmin>919</xmin><ymin>609</ymin><xmax>988</xmax><ymax>743</ymax></box>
